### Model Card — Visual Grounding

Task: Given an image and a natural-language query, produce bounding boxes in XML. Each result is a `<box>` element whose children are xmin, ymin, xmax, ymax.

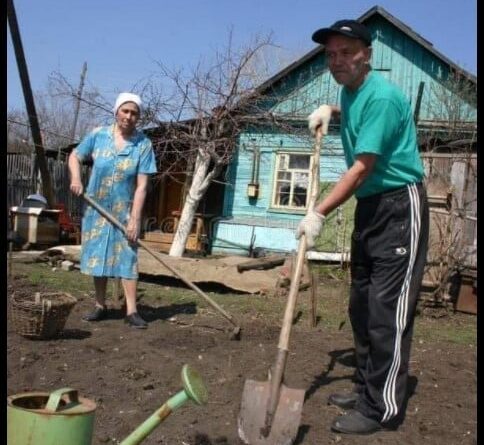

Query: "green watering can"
<box><xmin>7</xmin><ymin>364</ymin><xmax>208</xmax><ymax>445</ymax></box>
<box><xmin>7</xmin><ymin>387</ymin><xmax>96</xmax><ymax>445</ymax></box>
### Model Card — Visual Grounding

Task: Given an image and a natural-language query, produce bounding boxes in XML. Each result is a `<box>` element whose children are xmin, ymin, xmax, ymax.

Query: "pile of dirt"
<box><xmin>7</xmin><ymin>273</ymin><xmax>476</xmax><ymax>445</ymax></box>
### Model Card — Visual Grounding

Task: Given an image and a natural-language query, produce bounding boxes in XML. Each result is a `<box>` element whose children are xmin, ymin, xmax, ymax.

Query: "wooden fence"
<box><xmin>7</xmin><ymin>154</ymin><xmax>90</xmax><ymax>229</ymax></box>
<box><xmin>421</xmin><ymin>153</ymin><xmax>477</xmax><ymax>293</ymax></box>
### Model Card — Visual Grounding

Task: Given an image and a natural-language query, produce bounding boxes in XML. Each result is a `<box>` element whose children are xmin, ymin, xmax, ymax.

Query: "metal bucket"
<box><xmin>7</xmin><ymin>387</ymin><xmax>97</xmax><ymax>445</ymax></box>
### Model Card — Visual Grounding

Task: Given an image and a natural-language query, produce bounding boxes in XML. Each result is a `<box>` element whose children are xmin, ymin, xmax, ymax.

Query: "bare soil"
<box><xmin>7</xmin><ymin>270</ymin><xmax>477</xmax><ymax>445</ymax></box>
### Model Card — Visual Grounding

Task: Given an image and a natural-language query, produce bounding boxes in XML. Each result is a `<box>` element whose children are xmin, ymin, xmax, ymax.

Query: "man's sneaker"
<box><xmin>125</xmin><ymin>312</ymin><xmax>148</xmax><ymax>329</ymax></box>
<box><xmin>328</xmin><ymin>392</ymin><xmax>359</xmax><ymax>410</ymax></box>
<box><xmin>331</xmin><ymin>409</ymin><xmax>382</xmax><ymax>435</ymax></box>
<box><xmin>82</xmin><ymin>306</ymin><xmax>107</xmax><ymax>322</ymax></box>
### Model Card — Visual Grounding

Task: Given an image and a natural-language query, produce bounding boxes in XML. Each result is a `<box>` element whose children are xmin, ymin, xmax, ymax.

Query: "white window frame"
<box><xmin>271</xmin><ymin>151</ymin><xmax>314</xmax><ymax>210</ymax></box>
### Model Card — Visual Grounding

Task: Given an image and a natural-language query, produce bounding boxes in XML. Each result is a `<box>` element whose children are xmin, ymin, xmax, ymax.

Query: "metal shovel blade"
<box><xmin>238</xmin><ymin>379</ymin><xmax>305</xmax><ymax>445</ymax></box>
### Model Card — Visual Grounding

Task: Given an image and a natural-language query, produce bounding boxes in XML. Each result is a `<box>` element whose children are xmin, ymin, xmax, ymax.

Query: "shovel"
<box><xmin>81</xmin><ymin>193</ymin><xmax>242</xmax><ymax>340</ymax></box>
<box><xmin>238</xmin><ymin>130</ymin><xmax>323</xmax><ymax>444</ymax></box>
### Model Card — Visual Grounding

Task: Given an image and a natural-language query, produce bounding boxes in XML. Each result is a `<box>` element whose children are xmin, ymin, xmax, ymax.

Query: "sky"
<box><xmin>7</xmin><ymin>0</ymin><xmax>477</xmax><ymax>112</ymax></box>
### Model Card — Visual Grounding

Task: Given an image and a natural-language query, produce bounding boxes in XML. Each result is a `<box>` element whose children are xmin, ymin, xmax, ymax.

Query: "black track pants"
<box><xmin>349</xmin><ymin>182</ymin><xmax>429</xmax><ymax>423</ymax></box>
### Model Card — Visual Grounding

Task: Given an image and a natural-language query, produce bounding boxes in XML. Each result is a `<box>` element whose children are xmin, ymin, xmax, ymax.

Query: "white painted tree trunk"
<box><xmin>169</xmin><ymin>150</ymin><xmax>214</xmax><ymax>257</ymax></box>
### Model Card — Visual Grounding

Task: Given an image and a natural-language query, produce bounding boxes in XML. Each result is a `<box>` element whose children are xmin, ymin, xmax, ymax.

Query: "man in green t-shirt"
<box><xmin>296</xmin><ymin>19</ymin><xmax>429</xmax><ymax>434</ymax></box>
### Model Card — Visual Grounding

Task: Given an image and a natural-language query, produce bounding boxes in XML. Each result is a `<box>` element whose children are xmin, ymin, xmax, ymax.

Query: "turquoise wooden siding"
<box><xmin>264</xmin><ymin>17</ymin><xmax>476</xmax><ymax>123</ymax></box>
<box><xmin>267</xmin><ymin>55</ymin><xmax>342</xmax><ymax>117</ymax></box>
<box><xmin>212</xmin><ymin>220</ymin><xmax>299</xmax><ymax>255</ymax></box>
<box><xmin>212</xmin><ymin>130</ymin><xmax>346</xmax><ymax>254</ymax></box>
<box><xmin>222</xmin><ymin>131</ymin><xmax>346</xmax><ymax>220</ymax></box>
<box><xmin>367</xmin><ymin>16</ymin><xmax>476</xmax><ymax>122</ymax></box>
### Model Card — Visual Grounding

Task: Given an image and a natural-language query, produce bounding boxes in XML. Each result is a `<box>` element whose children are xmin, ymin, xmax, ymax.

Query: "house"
<box><xmin>209</xmin><ymin>5</ymin><xmax>477</xmax><ymax>260</ymax></box>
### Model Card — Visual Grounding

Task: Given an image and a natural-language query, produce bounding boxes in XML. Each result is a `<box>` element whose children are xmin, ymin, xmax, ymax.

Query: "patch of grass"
<box><xmin>414</xmin><ymin>312</ymin><xmax>477</xmax><ymax>346</ymax></box>
<box><xmin>315</xmin><ymin>182</ymin><xmax>356</xmax><ymax>253</ymax></box>
<box><xmin>10</xmin><ymin>260</ymin><xmax>476</xmax><ymax>346</ymax></box>
<box><xmin>310</xmin><ymin>263</ymin><xmax>350</xmax><ymax>281</ymax></box>
<box><xmin>13</xmin><ymin>262</ymin><xmax>94</xmax><ymax>294</ymax></box>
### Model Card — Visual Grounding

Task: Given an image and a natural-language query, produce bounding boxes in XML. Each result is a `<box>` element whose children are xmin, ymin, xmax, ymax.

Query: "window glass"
<box><xmin>272</xmin><ymin>153</ymin><xmax>311</xmax><ymax>209</ymax></box>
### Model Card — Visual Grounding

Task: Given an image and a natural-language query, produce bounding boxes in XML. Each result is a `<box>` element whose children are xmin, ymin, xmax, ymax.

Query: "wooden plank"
<box><xmin>138</xmin><ymin>240</ymin><xmax>171</xmax><ymax>253</ymax></box>
<box><xmin>111</xmin><ymin>277</ymin><xmax>123</xmax><ymax>308</ymax></box>
<box><xmin>309</xmin><ymin>266</ymin><xmax>318</xmax><ymax>328</ymax></box>
<box><xmin>143</xmin><ymin>231</ymin><xmax>175</xmax><ymax>243</ymax></box>
<box><xmin>237</xmin><ymin>255</ymin><xmax>286</xmax><ymax>272</ymax></box>
<box><xmin>142</xmin><ymin>230</ymin><xmax>202</xmax><ymax>252</ymax></box>
<box><xmin>421</xmin><ymin>153</ymin><xmax>476</xmax><ymax>159</ymax></box>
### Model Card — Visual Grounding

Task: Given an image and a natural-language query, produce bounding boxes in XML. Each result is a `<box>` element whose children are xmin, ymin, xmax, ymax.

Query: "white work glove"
<box><xmin>295</xmin><ymin>210</ymin><xmax>325</xmax><ymax>249</ymax></box>
<box><xmin>308</xmin><ymin>104</ymin><xmax>332</xmax><ymax>136</ymax></box>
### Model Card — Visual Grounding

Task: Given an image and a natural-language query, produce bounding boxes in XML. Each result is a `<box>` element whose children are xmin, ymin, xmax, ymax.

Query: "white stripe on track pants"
<box><xmin>348</xmin><ymin>182</ymin><xmax>429</xmax><ymax>424</ymax></box>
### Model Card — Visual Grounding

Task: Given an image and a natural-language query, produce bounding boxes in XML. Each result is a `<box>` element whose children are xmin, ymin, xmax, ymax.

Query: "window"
<box><xmin>272</xmin><ymin>152</ymin><xmax>312</xmax><ymax>209</ymax></box>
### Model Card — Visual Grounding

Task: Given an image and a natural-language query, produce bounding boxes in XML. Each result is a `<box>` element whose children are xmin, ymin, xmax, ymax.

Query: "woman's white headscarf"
<box><xmin>113</xmin><ymin>92</ymin><xmax>142</xmax><ymax>115</ymax></box>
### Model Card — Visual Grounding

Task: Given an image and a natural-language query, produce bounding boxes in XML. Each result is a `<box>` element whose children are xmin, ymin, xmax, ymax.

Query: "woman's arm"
<box><xmin>126</xmin><ymin>174</ymin><xmax>149</xmax><ymax>242</ymax></box>
<box><xmin>68</xmin><ymin>150</ymin><xmax>84</xmax><ymax>196</ymax></box>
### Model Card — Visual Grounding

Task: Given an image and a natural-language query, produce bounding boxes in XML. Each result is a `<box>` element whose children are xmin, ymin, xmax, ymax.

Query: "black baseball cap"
<box><xmin>312</xmin><ymin>19</ymin><xmax>372</xmax><ymax>47</ymax></box>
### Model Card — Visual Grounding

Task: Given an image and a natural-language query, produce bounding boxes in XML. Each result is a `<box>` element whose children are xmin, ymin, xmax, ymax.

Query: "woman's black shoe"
<box><xmin>125</xmin><ymin>312</ymin><xmax>148</xmax><ymax>329</ymax></box>
<box><xmin>82</xmin><ymin>306</ymin><xmax>107</xmax><ymax>322</ymax></box>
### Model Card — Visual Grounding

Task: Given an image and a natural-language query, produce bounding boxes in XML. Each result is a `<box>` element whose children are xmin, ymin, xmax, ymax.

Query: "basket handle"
<box><xmin>45</xmin><ymin>388</ymin><xmax>80</xmax><ymax>412</ymax></box>
<box><xmin>34</xmin><ymin>292</ymin><xmax>52</xmax><ymax>311</ymax></box>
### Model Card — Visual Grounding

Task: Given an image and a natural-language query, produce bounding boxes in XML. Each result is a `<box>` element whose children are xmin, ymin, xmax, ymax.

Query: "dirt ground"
<box><xmin>7</xmin><ymin>268</ymin><xmax>477</xmax><ymax>445</ymax></box>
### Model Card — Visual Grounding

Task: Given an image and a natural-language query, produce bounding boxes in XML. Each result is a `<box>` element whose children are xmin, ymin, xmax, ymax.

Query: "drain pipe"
<box><xmin>245</xmin><ymin>139</ymin><xmax>260</xmax><ymax>198</ymax></box>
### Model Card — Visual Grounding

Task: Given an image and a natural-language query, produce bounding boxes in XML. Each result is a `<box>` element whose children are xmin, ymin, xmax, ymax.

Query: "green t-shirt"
<box><xmin>340</xmin><ymin>71</ymin><xmax>424</xmax><ymax>198</ymax></box>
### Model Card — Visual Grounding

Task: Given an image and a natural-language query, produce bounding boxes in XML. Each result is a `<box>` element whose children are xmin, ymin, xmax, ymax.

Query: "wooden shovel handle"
<box><xmin>263</xmin><ymin>131</ymin><xmax>323</xmax><ymax>435</ymax></box>
<box><xmin>278</xmin><ymin>129</ymin><xmax>322</xmax><ymax>350</ymax></box>
<box><xmin>278</xmin><ymin>238</ymin><xmax>307</xmax><ymax>350</ymax></box>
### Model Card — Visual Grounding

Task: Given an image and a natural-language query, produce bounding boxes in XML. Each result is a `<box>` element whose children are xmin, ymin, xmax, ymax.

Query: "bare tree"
<box><xmin>49</xmin><ymin>70</ymin><xmax>168</xmax><ymax>131</ymax></box>
<box><xmin>7</xmin><ymin>75</ymin><xmax>107</xmax><ymax>156</ymax></box>
<box><xmin>7</xmin><ymin>108</ymin><xmax>32</xmax><ymax>153</ymax></box>
<box><xmin>144</xmin><ymin>33</ymin><xmax>309</xmax><ymax>256</ymax></box>
<box><xmin>48</xmin><ymin>72</ymin><xmax>113</xmax><ymax>130</ymax></box>
<box><xmin>425</xmin><ymin>69</ymin><xmax>477</xmax><ymax>143</ymax></box>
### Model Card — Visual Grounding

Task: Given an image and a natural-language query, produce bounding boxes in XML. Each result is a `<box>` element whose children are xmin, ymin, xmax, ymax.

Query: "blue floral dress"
<box><xmin>74</xmin><ymin>125</ymin><xmax>157</xmax><ymax>279</ymax></box>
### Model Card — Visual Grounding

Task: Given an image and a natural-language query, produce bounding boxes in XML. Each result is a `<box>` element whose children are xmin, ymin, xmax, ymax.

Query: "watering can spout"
<box><xmin>7</xmin><ymin>366</ymin><xmax>206</xmax><ymax>445</ymax></box>
<box><xmin>120</xmin><ymin>364</ymin><xmax>208</xmax><ymax>445</ymax></box>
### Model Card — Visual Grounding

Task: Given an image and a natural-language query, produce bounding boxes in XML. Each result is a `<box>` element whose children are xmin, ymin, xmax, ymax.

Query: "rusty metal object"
<box><xmin>454</xmin><ymin>270</ymin><xmax>477</xmax><ymax>314</ymax></box>
<box><xmin>238</xmin><ymin>379</ymin><xmax>304</xmax><ymax>445</ymax></box>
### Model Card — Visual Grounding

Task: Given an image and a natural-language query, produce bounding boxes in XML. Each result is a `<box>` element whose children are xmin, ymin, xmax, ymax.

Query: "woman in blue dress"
<box><xmin>68</xmin><ymin>92</ymin><xmax>157</xmax><ymax>329</ymax></box>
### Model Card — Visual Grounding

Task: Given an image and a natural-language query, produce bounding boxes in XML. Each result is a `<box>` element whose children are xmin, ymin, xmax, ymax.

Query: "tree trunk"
<box><xmin>169</xmin><ymin>150</ymin><xmax>211</xmax><ymax>257</ymax></box>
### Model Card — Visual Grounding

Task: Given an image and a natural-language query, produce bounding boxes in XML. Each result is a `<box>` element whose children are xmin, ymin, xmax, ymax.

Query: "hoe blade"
<box><xmin>238</xmin><ymin>379</ymin><xmax>305</xmax><ymax>445</ymax></box>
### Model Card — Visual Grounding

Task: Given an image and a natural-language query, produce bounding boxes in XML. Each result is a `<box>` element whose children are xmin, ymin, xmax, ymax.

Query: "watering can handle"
<box><xmin>45</xmin><ymin>387</ymin><xmax>79</xmax><ymax>412</ymax></box>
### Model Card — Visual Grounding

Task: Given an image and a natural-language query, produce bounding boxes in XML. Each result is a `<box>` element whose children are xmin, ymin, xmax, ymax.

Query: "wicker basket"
<box><xmin>10</xmin><ymin>291</ymin><xmax>77</xmax><ymax>339</ymax></box>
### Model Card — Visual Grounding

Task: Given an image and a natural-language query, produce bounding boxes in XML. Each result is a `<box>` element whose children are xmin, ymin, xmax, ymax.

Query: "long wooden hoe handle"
<box><xmin>81</xmin><ymin>193</ymin><xmax>240</xmax><ymax>329</ymax></box>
